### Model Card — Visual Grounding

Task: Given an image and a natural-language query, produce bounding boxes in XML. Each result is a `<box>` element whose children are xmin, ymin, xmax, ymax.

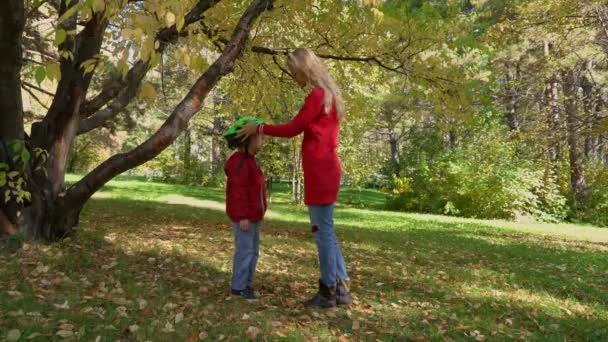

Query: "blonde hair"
<box><xmin>287</xmin><ymin>48</ymin><xmax>345</xmax><ymax>119</ymax></box>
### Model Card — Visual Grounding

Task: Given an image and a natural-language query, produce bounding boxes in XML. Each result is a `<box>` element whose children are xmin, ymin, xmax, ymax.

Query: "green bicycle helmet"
<box><xmin>223</xmin><ymin>116</ymin><xmax>264</xmax><ymax>150</ymax></box>
<box><xmin>223</xmin><ymin>116</ymin><xmax>264</xmax><ymax>137</ymax></box>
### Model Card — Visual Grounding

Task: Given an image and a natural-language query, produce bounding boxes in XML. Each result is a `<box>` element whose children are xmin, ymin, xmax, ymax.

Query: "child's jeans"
<box><xmin>308</xmin><ymin>204</ymin><xmax>349</xmax><ymax>287</ymax></box>
<box><xmin>231</xmin><ymin>221</ymin><xmax>261</xmax><ymax>291</ymax></box>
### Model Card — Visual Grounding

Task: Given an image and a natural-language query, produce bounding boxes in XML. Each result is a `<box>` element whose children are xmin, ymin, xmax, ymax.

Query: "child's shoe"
<box><xmin>231</xmin><ymin>287</ymin><xmax>259</xmax><ymax>301</ymax></box>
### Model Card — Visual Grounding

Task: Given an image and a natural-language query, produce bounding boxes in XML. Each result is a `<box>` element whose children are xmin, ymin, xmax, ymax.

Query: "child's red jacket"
<box><xmin>225</xmin><ymin>151</ymin><xmax>267</xmax><ymax>223</ymax></box>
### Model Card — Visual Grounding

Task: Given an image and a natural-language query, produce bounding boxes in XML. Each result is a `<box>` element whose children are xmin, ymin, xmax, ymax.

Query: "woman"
<box><xmin>237</xmin><ymin>48</ymin><xmax>352</xmax><ymax>308</ymax></box>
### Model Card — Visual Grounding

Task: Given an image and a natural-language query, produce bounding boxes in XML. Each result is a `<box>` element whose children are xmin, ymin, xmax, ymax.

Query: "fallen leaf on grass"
<box><xmin>56</xmin><ymin>330</ymin><xmax>74</xmax><ymax>338</ymax></box>
<box><xmin>162</xmin><ymin>322</ymin><xmax>175</xmax><ymax>333</ymax></box>
<box><xmin>198</xmin><ymin>331</ymin><xmax>208</xmax><ymax>339</ymax></box>
<box><xmin>246</xmin><ymin>326</ymin><xmax>261</xmax><ymax>340</ymax></box>
<box><xmin>7</xmin><ymin>329</ymin><xmax>21</xmax><ymax>341</ymax></box>
<box><xmin>175</xmin><ymin>312</ymin><xmax>184</xmax><ymax>323</ymax></box>
<box><xmin>352</xmin><ymin>320</ymin><xmax>360</xmax><ymax>331</ymax></box>
<box><xmin>54</xmin><ymin>300</ymin><xmax>70</xmax><ymax>309</ymax></box>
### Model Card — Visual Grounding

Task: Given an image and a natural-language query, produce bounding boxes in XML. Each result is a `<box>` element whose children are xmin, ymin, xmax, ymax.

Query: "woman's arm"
<box><xmin>237</xmin><ymin>88</ymin><xmax>325</xmax><ymax>140</ymax></box>
<box><xmin>263</xmin><ymin>88</ymin><xmax>324</xmax><ymax>137</ymax></box>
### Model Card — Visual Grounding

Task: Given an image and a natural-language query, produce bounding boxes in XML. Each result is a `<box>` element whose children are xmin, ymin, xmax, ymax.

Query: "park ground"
<box><xmin>1</xmin><ymin>176</ymin><xmax>607</xmax><ymax>341</ymax></box>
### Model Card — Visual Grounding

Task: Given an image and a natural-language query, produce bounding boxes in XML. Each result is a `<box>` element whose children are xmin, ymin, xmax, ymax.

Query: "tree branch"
<box><xmin>64</xmin><ymin>0</ymin><xmax>274</xmax><ymax>208</ymax></box>
<box><xmin>22</xmin><ymin>81</ymin><xmax>55</xmax><ymax>97</ymax></box>
<box><xmin>22</xmin><ymin>85</ymin><xmax>50</xmax><ymax>110</ymax></box>
<box><xmin>81</xmin><ymin>0</ymin><xmax>223</xmax><ymax>119</ymax></box>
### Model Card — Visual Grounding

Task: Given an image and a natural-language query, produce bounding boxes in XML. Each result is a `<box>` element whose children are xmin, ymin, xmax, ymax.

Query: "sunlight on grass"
<box><xmin>2</xmin><ymin>175</ymin><xmax>605</xmax><ymax>340</ymax></box>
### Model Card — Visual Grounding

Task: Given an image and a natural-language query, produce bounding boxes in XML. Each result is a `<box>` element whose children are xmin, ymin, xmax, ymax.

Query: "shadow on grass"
<box><xmin>67</xmin><ymin>195</ymin><xmax>608</xmax><ymax>339</ymax></box>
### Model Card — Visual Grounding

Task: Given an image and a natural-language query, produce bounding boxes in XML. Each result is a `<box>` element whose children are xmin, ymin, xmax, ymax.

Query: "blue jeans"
<box><xmin>231</xmin><ymin>221</ymin><xmax>261</xmax><ymax>291</ymax></box>
<box><xmin>308</xmin><ymin>204</ymin><xmax>349</xmax><ymax>287</ymax></box>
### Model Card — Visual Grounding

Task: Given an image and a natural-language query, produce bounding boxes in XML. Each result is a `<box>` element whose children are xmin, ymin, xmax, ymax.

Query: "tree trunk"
<box><xmin>291</xmin><ymin>140</ymin><xmax>302</xmax><ymax>205</ymax></box>
<box><xmin>389</xmin><ymin>132</ymin><xmax>400</xmax><ymax>176</ymax></box>
<box><xmin>544</xmin><ymin>41</ymin><xmax>561</xmax><ymax>167</ymax></box>
<box><xmin>563</xmin><ymin>68</ymin><xmax>587</xmax><ymax>207</ymax></box>
<box><xmin>0</xmin><ymin>0</ymin><xmax>26</xmax><ymax>237</ymax></box>
<box><xmin>504</xmin><ymin>62</ymin><xmax>520</xmax><ymax>132</ymax></box>
<box><xmin>0</xmin><ymin>1</ymin><xmax>25</xmax><ymax>142</ymax></box>
<box><xmin>3</xmin><ymin>0</ymin><xmax>273</xmax><ymax>240</ymax></box>
<box><xmin>183</xmin><ymin>128</ymin><xmax>192</xmax><ymax>171</ymax></box>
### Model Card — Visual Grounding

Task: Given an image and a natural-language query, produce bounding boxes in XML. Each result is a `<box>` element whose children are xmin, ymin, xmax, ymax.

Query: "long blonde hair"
<box><xmin>287</xmin><ymin>48</ymin><xmax>345</xmax><ymax>119</ymax></box>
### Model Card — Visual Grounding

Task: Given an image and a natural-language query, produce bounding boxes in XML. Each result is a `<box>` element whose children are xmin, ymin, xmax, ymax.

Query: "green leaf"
<box><xmin>0</xmin><ymin>172</ymin><xmax>6</xmax><ymax>187</ymax></box>
<box><xmin>55</xmin><ymin>29</ymin><xmax>67</xmax><ymax>46</ymax></box>
<box><xmin>21</xmin><ymin>149</ymin><xmax>31</xmax><ymax>164</ymax></box>
<box><xmin>58</xmin><ymin>4</ymin><xmax>80</xmax><ymax>24</ymax></box>
<box><xmin>35</xmin><ymin>66</ymin><xmax>46</xmax><ymax>85</ymax></box>
<box><xmin>0</xmin><ymin>162</ymin><xmax>8</xmax><ymax>171</ymax></box>
<box><xmin>8</xmin><ymin>171</ymin><xmax>19</xmax><ymax>179</ymax></box>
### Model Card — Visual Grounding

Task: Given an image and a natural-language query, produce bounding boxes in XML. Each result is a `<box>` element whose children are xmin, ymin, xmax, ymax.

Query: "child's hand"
<box><xmin>239</xmin><ymin>219</ymin><xmax>251</xmax><ymax>232</ymax></box>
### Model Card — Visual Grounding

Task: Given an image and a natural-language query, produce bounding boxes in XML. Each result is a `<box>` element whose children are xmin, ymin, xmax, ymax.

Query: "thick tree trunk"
<box><xmin>0</xmin><ymin>1</ymin><xmax>25</xmax><ymax>142</ymax></box>
<box><xmin>0</xmin><ymin>0</ymin><xmax>26</xmax><ymax>236</ymax></box>
<box><xmin>563</xmin><ymin>69</ymin><xmax>587</xmax><ymax>206</ymax></box>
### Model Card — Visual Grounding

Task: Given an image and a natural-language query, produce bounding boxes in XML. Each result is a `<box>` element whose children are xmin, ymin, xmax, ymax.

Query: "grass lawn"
<box><xmin>1</xmin><ymin>176</ymin><xmax>607</xmax><ymax>341</ymax></box>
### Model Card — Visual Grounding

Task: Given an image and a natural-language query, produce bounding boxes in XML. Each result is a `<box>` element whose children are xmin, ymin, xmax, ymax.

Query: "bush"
<box><xmin>580</xmin><ymin>163</ymin><xmax>608</xmax><ymax>227</ymax></box>
<box><xmin>387</xmin><ymin>131</ymin><xmax>568</xmax><ymax>222</ymax></box>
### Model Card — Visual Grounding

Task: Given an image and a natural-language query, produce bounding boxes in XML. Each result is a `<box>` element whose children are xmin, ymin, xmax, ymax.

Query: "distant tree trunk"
<box><xmin>291</xmin><ymin>140</ymin><xmax>302</xmax><ymax>204</ymax></box>
<box><xmin>543</xmin><ymin>41</ymin><xmax>562</xmax><ymax>181</ymax></box>
<box><xmin>183</xmin><ymin>128</ymin><xmax>192</xmax><ymax>171</ymax></box>
<box><xmin>448</xmin><ymin>130</ymin><xmax>457</xmax><ymax>148</ymax></box>
<box><xmin>504</xmin><ymin>62</ymin><xmax>520</xmax><ymax>131</ymax></box>
<box><xmin>581</xmin><ymin>61</ymin><xmax>602</xmax><ymax>161</ymax></box>
<box><xmin>598</xmin><ymin>134</ymin><xmax>606</xmax><ymax>164</ymax></box>
<box><xmin>562</xmin><ymin>68</ymin><xmax>587</xmax><ymax>206</ymax></box>
<box><xmin>266</xmin><ymin>176</ymin><xmax>273</xmax><ymax>202</ymax></box>
<box><xmin>388</xmin><ymin>132</ymin><xmax>400</xmax><ymax>176</ymax></box>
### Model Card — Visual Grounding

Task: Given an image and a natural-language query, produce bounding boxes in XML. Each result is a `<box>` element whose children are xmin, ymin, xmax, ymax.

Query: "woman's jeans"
<box><xmin>308</xmin><ymin>204</ymin><xmax>349</xmax><ymax>287</ymax></box>
<box><xmin>231</xmin><ymin>221</ymin><xmax>261</xmax><ymax>291</ymax></box>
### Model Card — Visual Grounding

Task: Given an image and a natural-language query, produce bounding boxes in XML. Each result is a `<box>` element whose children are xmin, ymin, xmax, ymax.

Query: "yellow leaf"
<box><xmin>92</xmin><ymin>0</ymin><xmax>105</xmax><ymax>13</ymax></box>
<box><xmin>121</xmin><ymin>28</ymin><xmax>133</xmax><ymax>39</ymax></box>
<box><xmin>140</xmin><ymin>83</ymin><xmax>156</xmax><ymax>102</ymax></box>
<box><xmin>46</xmin><ymin>63</ymin><xmax>61</xmax><ymax>81</ymax></box>
<box><xmin>165</xmin><ymin>12</ymin><xmax>176</xmax><ymax>27</ymax></box>
<box><xmin>177</xmin><ymin>17</ymin><xmax>185</xmax><ymax>32</ymax></box>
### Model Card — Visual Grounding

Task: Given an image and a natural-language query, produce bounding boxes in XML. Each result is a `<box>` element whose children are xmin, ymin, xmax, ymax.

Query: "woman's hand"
<box><xmin>236</xmin><ymin>123</ymin><xmax>259</xmax><ymax>142</ymax></box>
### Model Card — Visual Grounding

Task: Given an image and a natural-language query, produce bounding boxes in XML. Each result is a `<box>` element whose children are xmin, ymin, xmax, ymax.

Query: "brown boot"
<box><xmin>336</xmin><ymin>279</ymin><xmax>352</xmax><ymax>306</ymax></box>
<box><xmin>303</xmin><ymin>279</ymin><xmax>336</xmax><ymax>308</ymax></box>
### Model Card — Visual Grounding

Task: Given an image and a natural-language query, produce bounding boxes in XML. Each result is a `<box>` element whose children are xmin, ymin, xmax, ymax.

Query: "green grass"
<box><xmin>1</xmin><ymin>176</ymin><xmax>607</xmax><ymax>341</ymax></box>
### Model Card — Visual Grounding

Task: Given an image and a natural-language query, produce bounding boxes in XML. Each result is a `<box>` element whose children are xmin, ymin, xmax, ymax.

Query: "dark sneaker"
<box><xmin>246</xmin><ymin>286</ymin><xmax>260</xmax><ymax>299</ymax></box>
<box><xmin>303</xmin><ymin>279</ymin><xmax>336</xmax><ymax>309</ymax></box>
<box><xmin>231</xmin><ymin>288</ymin><xmax>258</xmax><ymax>301</ymax></box>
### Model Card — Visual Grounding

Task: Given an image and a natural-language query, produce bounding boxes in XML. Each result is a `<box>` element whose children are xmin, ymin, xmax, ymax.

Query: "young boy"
<box><xmin>223</xmin><ymin>117</ymin><xmax>267</xmax><ymax>301</ymax></box>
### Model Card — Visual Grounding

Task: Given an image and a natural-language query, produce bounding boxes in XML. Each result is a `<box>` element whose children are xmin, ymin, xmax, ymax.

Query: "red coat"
<box><xmin>263</xmin><ymin>87</ymin><xmax>341</xmax><ymax>205</ymax></box>
<box><xmin>225</xmin><ymin>151</ymin><xmax>267</xmax><ymax>222</ymax></box>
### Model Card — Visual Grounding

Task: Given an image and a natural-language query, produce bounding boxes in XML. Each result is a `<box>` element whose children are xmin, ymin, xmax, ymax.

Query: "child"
<box><xmin>223</xmin><ymin>117</ymin><xmax>267</xmax><ymax>301</ymax></box>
